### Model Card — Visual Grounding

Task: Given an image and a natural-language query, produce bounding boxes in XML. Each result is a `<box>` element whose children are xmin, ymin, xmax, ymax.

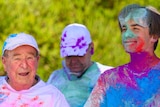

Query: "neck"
<box><xmin>7</xmin><ymin>78</ymin><xmax>38</xmax><ymax>91</ymax></box>
<box><xmin>128</xmin><ymin>52</ymin><xmax>159</xmax><ymax>73</ymax></box>
<box><xmin>77</xmin><ymin>61</ymin><xmax>93</xmax><ymax>78</ymax></box>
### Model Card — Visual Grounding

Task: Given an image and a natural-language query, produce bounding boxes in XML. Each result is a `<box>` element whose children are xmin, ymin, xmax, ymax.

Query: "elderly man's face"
<box><xmin>2</xmin><ymin>45</ymin><xmax>39</xmax><ymax>91</ymax></box>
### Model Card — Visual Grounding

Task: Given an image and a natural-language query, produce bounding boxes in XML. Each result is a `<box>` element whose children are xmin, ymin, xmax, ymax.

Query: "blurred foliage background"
<box><xmin>0</xmin><ymin>0</ymin><xmax>160</xmax><ymax>81</ymax></box>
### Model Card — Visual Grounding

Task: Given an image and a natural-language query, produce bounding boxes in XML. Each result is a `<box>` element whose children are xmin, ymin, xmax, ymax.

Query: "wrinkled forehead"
<box><xmin>119</xmin><ymin>8</ymin><xmax>149</xmax><ymax>27</ymax></box>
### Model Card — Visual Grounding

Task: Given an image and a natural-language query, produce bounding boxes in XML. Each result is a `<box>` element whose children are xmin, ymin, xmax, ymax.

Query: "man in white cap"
<box><xmin>47</xmin><ymin>23</ymin><xmax>113</xmax><ymax>107</ymax></box>
<box><xmin>0</xmin><ymin>33</ymin><xmax>69</xmax><ymax>107</ymax></box>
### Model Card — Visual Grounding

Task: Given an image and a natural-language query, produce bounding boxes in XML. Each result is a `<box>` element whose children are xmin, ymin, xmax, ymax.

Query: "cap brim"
<box><xmin>60</xmin><ymin>45</ymin><xmax>89</xmax><ymax>57</ymax></box>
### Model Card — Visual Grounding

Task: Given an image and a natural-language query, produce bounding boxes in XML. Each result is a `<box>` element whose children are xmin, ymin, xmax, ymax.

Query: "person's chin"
<box><xmin>70</xmin><ymin>69</ymin><xmax>81</xmax><ymax>73</ymax></box>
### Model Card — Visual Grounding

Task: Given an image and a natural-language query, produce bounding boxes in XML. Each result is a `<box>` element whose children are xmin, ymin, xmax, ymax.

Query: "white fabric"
<box><xmin>0</xmin><ymin>76</ymin><xmax>70</xmax><ymax>107</ymax></box>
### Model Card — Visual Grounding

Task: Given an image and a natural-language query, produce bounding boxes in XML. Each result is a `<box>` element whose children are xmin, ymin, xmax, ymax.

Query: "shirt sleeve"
<box><xmin>51</xmin><ymin>88</ymin><xmax>70</xmax><ymax>107</ymax></box>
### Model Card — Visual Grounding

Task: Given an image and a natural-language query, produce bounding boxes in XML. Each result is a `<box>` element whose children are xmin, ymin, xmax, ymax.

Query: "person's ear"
<box><xmin>150</xmin><ymin>35</ymin><xmax>159</xmax><ymax>42</ymax></box>
<box><xmin>2</xmin><ymin>56</ymin><xmax>7</xmax><ymax>73</ymax></box>
<box><xmin>90</xmin><ymin>42</ymin><xmax>94</xmax><ymax>55</ymax></box>
<box><xmin>37</xmin><ymin>55</ymin><xmax>40</xmax><ymax>61</ymax></box>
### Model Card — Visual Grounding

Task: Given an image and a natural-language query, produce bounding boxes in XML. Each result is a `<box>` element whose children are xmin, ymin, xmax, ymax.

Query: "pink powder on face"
<box><xmin>135</xmin><ymin>38</ymin><xmax>144</xmax><ymax>52</ymax></box>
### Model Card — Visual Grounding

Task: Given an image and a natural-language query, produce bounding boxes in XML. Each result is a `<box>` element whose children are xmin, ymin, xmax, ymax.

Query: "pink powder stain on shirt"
<box><xmin>32</xmin><ymin>96</ymin><xmax>38</xmax><ymax>101</ymax></box>
<box><xmin>0</xmin><ymin>85</ymin><xmax>10</xmax><ymax>101</ymax></box>
<box><xmin>18</xmin><ymin>95</ymin><xmax>22</xmax><ymax>100</ymax></box>
<box><xmin>39</xmin><ymin>101</ymin><xmax>44</xmax><ymax>105</ymax></box>
<box><xmin>31</xmin><ymin>96</ymin><xmax>44</xmax><ymax>106</ymax></box>
<box><xmin>20</xmin><ymin>103</ymin><xmax>29</xmax><ymax>107</ymax></box>
<box><xmin>2</xmin><ymin>85</ymin><xmax>7</xmax><ymax>90</ymax></box>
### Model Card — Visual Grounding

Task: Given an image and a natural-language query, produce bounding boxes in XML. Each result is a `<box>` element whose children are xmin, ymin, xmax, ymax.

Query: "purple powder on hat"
<box><xmin>60</xmin><ymin>23</ymin><xmax>92</xmax><ymax>57</ymax></box>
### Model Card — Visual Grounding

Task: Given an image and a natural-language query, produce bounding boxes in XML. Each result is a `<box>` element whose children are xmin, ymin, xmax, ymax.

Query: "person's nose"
<box><xmin>70</xmin><ymin>57</ymin><xmax>78</xmax><ymax>63</ymax></box>
<box><xmin>20</xmin><ymin>59</ymin><xmax>28</xmax><ymax>68</ymax></box>
<box><xmin>122</xmin><ymin>29</ymin><xmax>135</xmax><ymax>40</ymax></box>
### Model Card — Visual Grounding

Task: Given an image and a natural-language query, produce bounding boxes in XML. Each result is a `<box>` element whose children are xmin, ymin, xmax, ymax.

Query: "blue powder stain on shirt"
<box><xmin>100</xmin><ymin>69</ymin><xmax>160</xmax><ymax>107</ymax></box>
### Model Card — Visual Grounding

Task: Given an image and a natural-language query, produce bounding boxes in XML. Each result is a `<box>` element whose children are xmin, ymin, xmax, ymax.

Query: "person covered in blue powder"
<box><xmin>47</xmin><ymin>23</ymin><xmax>113</xmax><ymax>107</ymax></box>
<box><xmin>84</xmin><ymin>4</ymin><xmax>160</xmax><ymax>107</ymax></box>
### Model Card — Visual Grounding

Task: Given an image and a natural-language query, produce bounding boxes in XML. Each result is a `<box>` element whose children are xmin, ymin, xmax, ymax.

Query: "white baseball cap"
<box><xmin>2</xmin><ymin>33</ymin><xmax>39</xmax><ymax>55</ymax></box>
<box><xmin>60</xmin><ymin>23</ymin><xmax>92</xmax><ymax>57</ymax></box>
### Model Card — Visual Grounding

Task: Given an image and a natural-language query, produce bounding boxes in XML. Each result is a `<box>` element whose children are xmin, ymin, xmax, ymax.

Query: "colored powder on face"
<box><xmin>122</xmin><ymin>22</ymin><xmax>146</xmax><ymax>53</ymax></box>
<box><xmin>122</xmin><ymin>29</ymin><xmax>137</xmax><ymax>52</ymax></box>
<box><xmin>122</xmin><ymin>28</ymin><xmax>136</xmax><ymax>40</ymax></box>
<box><xmin>124</xmin><ymin>8</ymin><xmax>149</xmax><ymax>28</ymax></box>
<box><xmin>135</xmin><ymin>38</ymin><xmax>144</xmax><ymax>52</ymax></box>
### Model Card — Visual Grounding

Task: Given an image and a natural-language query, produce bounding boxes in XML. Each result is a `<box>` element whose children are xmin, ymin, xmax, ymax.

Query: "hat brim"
<box><xmin>60</xmin><ymin>45</ymin><xmax>89</xmax><ymax>57</ymax></box>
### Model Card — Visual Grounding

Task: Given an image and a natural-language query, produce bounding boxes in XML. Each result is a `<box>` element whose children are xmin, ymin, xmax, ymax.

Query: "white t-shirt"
<box><xmin>0</xmin><ymin>76</ymin><xmax>70</xmax><ymax>107</ymax></box>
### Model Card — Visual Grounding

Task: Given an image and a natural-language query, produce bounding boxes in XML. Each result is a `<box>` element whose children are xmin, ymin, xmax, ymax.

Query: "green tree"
<box><xmin>0</xmin><ymin>0</ymin><xmax>160</xmax><ymax>81</ymax></box>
